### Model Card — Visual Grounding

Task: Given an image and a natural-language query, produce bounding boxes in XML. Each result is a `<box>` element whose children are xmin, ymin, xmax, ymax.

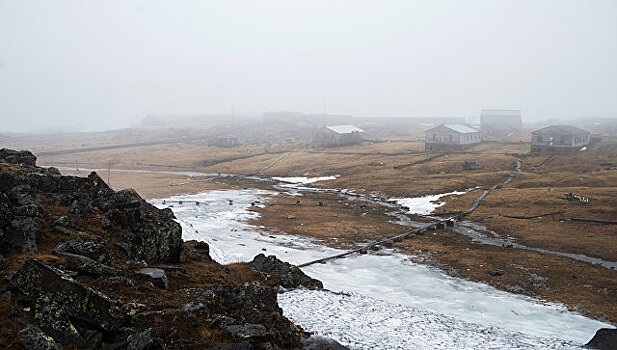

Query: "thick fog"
<box><xmin>1</xmin><ymin>0</ymin><xmax>616</xmax><ymax>132</ymax></box>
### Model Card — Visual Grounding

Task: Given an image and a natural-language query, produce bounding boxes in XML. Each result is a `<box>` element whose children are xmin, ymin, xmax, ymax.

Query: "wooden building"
<box><xmin>425</xmin><ymin>124</ymin><xmax>482</xmax><ymax>151</ymax></box>
<box><xmin>313</xmin><ymin>125</ymin><xmax>364</xmax><ymax>148</ymax></box>
<box><xmin>530</xmin><ymin>125</ymin><xmax>590</xmax><ymax>155</ymax></box>
<box><xmin>209</xmin><ymin>136</ymin><xmax>239</xmax><ymax>148</ymax></box>
<box><xmin>480</xmin><ymin>109</ymin><xmax>522</xmax><ymax>136</ymax></box>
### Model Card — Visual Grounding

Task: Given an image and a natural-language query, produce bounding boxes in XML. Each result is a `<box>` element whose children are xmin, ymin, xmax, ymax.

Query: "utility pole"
<box><xmin>107</xmin><ymin>161</ymin><xmax>111</xmax><ymax>185</ymax></box>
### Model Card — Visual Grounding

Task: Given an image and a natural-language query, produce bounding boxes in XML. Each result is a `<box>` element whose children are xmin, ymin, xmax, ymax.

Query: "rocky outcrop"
<box><xmin>0</xmin><ymin>148</ymin><xmax>332</xmax><ymax>349</ymax></box>
<box><xmin>586</xmin><ymin>328</ymin><xmax>617</xmax><ymax>350</ymax></box>
<box><xmin>248</xmin><ymin>254</ymin><xmax>323</xmax><ymax>289</ymax></box>
<box><xmin>0</xmin><ymin>151</ymin><xmax>182</xmax><ymax>263</ymax></box>
<box><xmin>0</xmin><ymin>148</ymin><xmax>37</xmax><ymax>167</ymax></box>
<box><xmin>10</xmin><ymin>259</ymin><xmax>126</xmax><ymax>332</ymax></box>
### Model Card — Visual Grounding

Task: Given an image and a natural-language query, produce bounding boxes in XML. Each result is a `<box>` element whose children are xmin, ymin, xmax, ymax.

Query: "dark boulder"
<box><xmin>13</xmin><ymin>203</ymin><xmax>43</xmax><ymax>218</ymax></box>
<box><xmin>5</xmin><ymin>216</ymin><xmax>38</xmax><ymax>253</ymax></box>
<box><xmin>302</xmin><ymin>336</ymin><xmax>349</xmax><ymax>350</ymax></box>
<box><xmin>126</xmin><ymin>328</ymin><xmax>165</xmax><ymax>350</ymax></box>
<box><xmin>586</xmin><ymin>328</ymin><xmax>617</xmax><ymax>349</ymax></box>
<box><xmin>223</xmin><ymin>324</ymin><xmax>269</xmax><ymax>342</ymax></box>
<box><xmin>7</xmin><ymin>184</ymin><xmax>34</xmax><ymax>206</ymax></box>
<box><xmin>208</xmin><ymin>284</ymin><xmax>281</xmax><ymax>317</ymax></box>
<box><xmin>52</xmin><ymin>215</ymin><xmax>74</xmax><ymax>229</ymax></box>
<box><xmin>136</xmin><ymin>268</ymin><xmax>168</xmax><ymax>289</ymax></box>
<box><xmin>26</xmin><ymin>171</ymin><xmax>113</xmax><ymax>203</ymax></box>
<box><xmin>53</xmin><ymin>237</ymin><xmax>112</xmax><ymax>265</ymax></box>
<box><xmin>248</xmin><ymin>254</ymin><xmax>323</xmax><ymax>289</ymax></box>
<box><xmin>56</xmin><ymin>252</ymin><xmax>122</xmax><ymax>277</ymax></box>
<box><xmin>0</xmin><ymin>192</ymin><xmax>13</xmax><ymax>226</ymax></box>
<box><xmin>0</xmin><ymin>254</ymin><xmax>7</xmax><ymax>270</ymax></box>
<box><xmin>17</xmin><ymin>324</ymin><xmax>63</xmax><ymax>350</ymax></box>
<box><xmin>104</xmin><ymin>189</ymin><xmax>183</xmax><ymax>264</ymax></box>
<box><xmin>10</xmin><ymin>259</ymin><xmax>126</xmax><ymax>331</ymax></box>
<box><xmin>35</xmin><ymin>294</ymin><xmax>88</xmax><ymax>346</ymax></box>
<box><xmin>181</xmin><ymin>241</ymin><xmax>212</xmax><ymax>262</ymax></box>
<box><xmin>0</xmin><ymin>148</ymin><xmax>37</xmax><ymax>167</ymax></box>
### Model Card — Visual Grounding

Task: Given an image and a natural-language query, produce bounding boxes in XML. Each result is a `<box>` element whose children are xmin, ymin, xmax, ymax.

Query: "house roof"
<box><xmin>531</xmin><ymin>125</ymin><xmax>590</xmax><ymax>135</ymax></box>
<box><xmin>427</xmin><ymin>124</ymin><xmax>479</xmax><ymax>134</ymax></box>
<box><xmin>325</xmin><ymin>125</ymin><xmax>364</xmax><ymax>134</ymax></box>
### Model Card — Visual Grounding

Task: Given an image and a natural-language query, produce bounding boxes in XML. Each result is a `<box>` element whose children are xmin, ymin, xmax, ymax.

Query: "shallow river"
<box><xmin>151</xmin><ymin>189</ymin><xmax>612</xmax><ymax>349</ymax></box>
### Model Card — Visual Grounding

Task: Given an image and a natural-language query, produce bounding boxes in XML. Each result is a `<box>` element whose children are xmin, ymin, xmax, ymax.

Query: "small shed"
<box><xmin>530</xmin><ymin>125</ymin><xmax>590</xmax><ymax>155</ymax></box>
<box><xmin>425</xmin><ymin>124</ymin><xmax>482</xmax><ymax>151</ymax></box>
<box><xmin>313</xmin><ymin>125</ymin><xmax>364</xmax><ymax>148</ymax></box>
<box><xmin>209</xmin><ymin>136</ymin><xmax>239</xmax><ymax>148</ymax></box>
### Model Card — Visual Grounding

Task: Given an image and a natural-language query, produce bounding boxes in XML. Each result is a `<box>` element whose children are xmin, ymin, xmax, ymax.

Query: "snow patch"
<box><xmin>273</xmin><ymin>175</ymin><xmax>339</xmax><ymax>184</ymax></box>
<box><xmin>390</xmin><ymin>191</ymin><xmax>466</xmax><ymax>215</ymax></box>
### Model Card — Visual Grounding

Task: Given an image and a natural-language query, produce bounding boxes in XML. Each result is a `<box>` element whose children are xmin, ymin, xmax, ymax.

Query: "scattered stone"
<box><xmin>7</xmin><ymin>216</ymin><xmax>38</xmax><ymax>253</ymax></box>
<box><xmin>13</xmin><ymin>203</ymin><xmax>43</xmax><ymax>218</ymax></box>
<box><xmin>248</xmin><ymin>254</ymin><xmax>323</xmax><ymax>289</ymax></box>
<box><xmin>127</xmin><ymin>328</ymin><xmax>165</xmax><ymax>350</ymax></box>
<box><xmin>101</xmin><ymin>215</ymin><xmax>112</xmax><ymax>230</ymax></box>
<box><xmin>487</xmin><ymin>270</ymin><xmax>503</xmax><ymax>276</ymax></box>
<box><xmin>57</xmin><ymin>252</ymin><xmax>122</xmax><ymax>277</ymax></box>
<box><xmin>0</xmin><ymin>254</ymin><xmax>7</xmax><ymax>270</ymax></box>
<box><xmin>47</xmin><ymin>167</ymin><xmax>62</xmax><ymax>176</ymax></box>
<box><xmin>17</xmin><ymin>324</ymin><xmax>62</xmax><ymax>350</ymax></box>
<box><xmin>52</xmin><ymin>215</ymin><xmax>74</xmax><ymax>229</ymax></box>
<box><xmin>586</xmin><ymin>328</ymin><xmax>617</xmax><ymax>349</ymax></box>
<box><xmin>209</xmin><ymin>314</ymin><xmax>238</xmax><ymax>328</ymax></box>
<box><xmin>103</xmin><ymin>276</ymin><xmax>135</xmax><ymax>287</ymax></box>
<box><xmin>8</xmin><ymin>185</ymin><xmax>35</xmax><ymax>206</ymax></box>
<box><xmin>286</xmin><ymin>215</ymin><xmax>296</xmax><ymax>220</ymax></box>
<box><xmin>53</xmin><ymin>237</ymin><xmax>112</xmax><ymax>265</ymax></box>
<box><xmin>53</xmin><ymin>226</ymin><xmax>75</xmax><ymax>236</ymax></box>
<box><xmin>136</xmin><ymin>268</ymin><xmax>168</xmax><ymax>289</ymax></box>
<box><xmin>223</xmin><ymin>323</ymin><xmax>268</xmax><ymax>341</ymax></box>
<box><xmin>122</xmin><ymin>302</ymin><xmax>148</xmax><ymax>316</ymax></box>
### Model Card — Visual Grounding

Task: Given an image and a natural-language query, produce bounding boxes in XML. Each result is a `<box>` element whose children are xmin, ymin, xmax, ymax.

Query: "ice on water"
<box><xmin>151</xmin><ymin>189</ymin><xmax>611</xmax><ymax>349</ymax></box>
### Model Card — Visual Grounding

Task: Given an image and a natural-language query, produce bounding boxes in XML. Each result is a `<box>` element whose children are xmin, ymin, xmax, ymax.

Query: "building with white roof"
<box><xmin>313</xmin><ymin>125</ymin><xmax>364</xmax><ymax>148</ymax></box>
<box><xmin>425</xmin><ymin>124</ymin><xmax>482</xmax><ymax>151</ymax></box>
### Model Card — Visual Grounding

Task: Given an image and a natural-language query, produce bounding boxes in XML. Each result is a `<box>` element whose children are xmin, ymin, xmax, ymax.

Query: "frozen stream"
<box><xmin>151</xmin><ymin>189</ymin><xmax>613</xmax><ymax>349</ymax></box>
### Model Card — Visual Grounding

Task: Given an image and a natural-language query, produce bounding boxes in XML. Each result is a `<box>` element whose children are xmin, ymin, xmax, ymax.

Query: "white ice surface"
<box><xmin>151</xmin><ymin>189</ymin><xmax>612</xmax><ymax>349</ymax></box>
<box><xmin>390</xmin><ymin>191</ymin><xmax>466</xmax><ymax>215</ymax></box>
<box><xmin>272</xmin><ymin>176</ymin><xmax>338</xmax><ymax>184</ymax></box>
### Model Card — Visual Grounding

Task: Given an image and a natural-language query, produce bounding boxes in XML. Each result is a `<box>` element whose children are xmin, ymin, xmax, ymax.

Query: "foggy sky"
<box><xmin>1</xmin><ymin>0</ymin><xmax>616</xmax><ymax>133</ymax></box>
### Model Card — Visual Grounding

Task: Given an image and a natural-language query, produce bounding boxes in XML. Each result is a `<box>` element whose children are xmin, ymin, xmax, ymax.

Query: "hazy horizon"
<box><xmin>1</xmin><ymin>0</ymin><xmax>616</xmax><ymax>133</ymax></box>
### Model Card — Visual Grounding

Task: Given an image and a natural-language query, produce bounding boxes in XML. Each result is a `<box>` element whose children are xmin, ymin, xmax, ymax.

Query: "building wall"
<box><xmin>530</xmin><ymin>130</ymin><xmax>589</xmax><ymax>154</ymax></box>
<box><xmin>425</xmin><ymin>131</ymin><xmax>481</xmax><ymax>151</ymax></box>
<box><xmin>480</xmin><ymin>113</ymin><xmax>522</xmax><ymax>136</ymax></box>
<box><xmin>313</xmin><ymin>128</ymin><xmax>363</xmax><ymax>148</ymax></box>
